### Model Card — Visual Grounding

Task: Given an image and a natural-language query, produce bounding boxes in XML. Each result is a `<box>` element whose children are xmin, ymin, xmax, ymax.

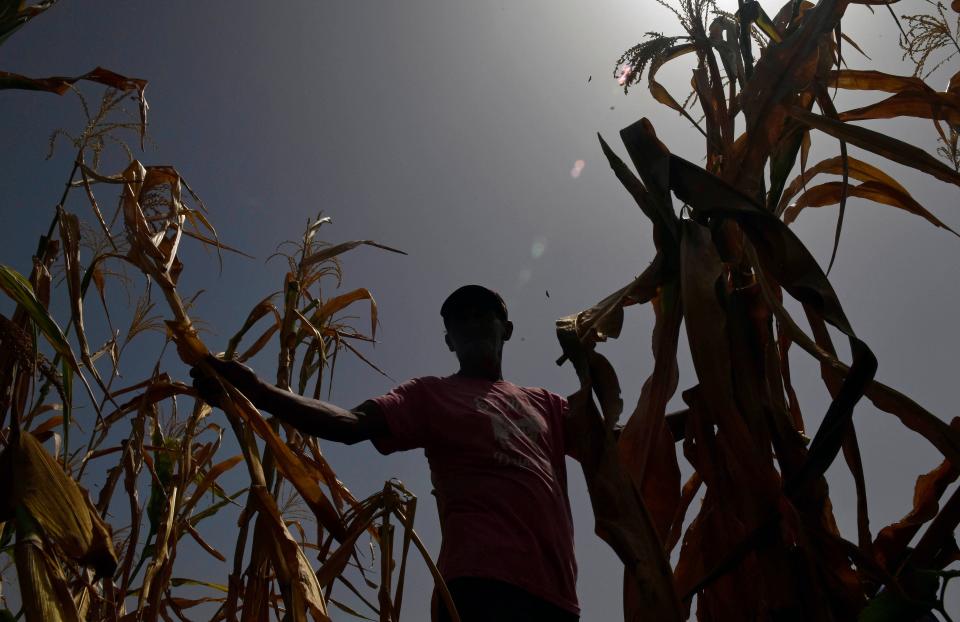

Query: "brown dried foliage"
<box><xmin>561</xmin><ymin>0</ymin><xmax>960</xmax><ymax>620</ymax></box>
<box><xmin>0</xmin><ymin>4</ymin><xmax>448</xmax><ymax>620</ymax></box>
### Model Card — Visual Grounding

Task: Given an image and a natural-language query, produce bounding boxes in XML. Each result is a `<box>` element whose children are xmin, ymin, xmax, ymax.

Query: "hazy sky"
<box><xmin>1</xmin><ymin>1</ymin><xmax>958</xmax><ymax>619</ymax></box>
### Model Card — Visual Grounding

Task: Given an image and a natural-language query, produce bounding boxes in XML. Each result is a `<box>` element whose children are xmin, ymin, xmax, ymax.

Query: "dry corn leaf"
<box><xmin>315</xmin><ymin>502</ymin><xmax>380</xmax><ymax>588</ymax></box>
<box><xmin>784</xmin><ymin>180</ymin><xmax>959</xmax><ymax>236</ymax></box>
<box><xmin>900</xmin><ymin>485</ymin><xmax>960</xmax><ymax>571</ymax></box>
<box><xmin>307</xmin><ymin>288</ymin><xmax>378</xmax><ymax>341</ymax></box>
<box><xmin>300</xmin><ymin>240</ymin><xmax>406</xmax><ymax>270</ymax></box>
<box><xmin>598</xmin><ymin>132</ymin><xmax>676</xmax><ymax>245</ymax></box>
<box><xmin>220</xmin><ymin>381</ymin><xmax>346</xmax><ymax>541</ymax></box>
<box><xmin>646</xmin><ymin>43</ymin><xmax>707</xmax><ymax>138</ymax></box>
<box><xmin>777</xmin><ymin>154</ymin><xmax>910</xmax><ymax>215</ymax></box>
<box><xmin>0</xmin><ymin>66</ymin><xmax>148</xmax><ymax>146</ymax></box>
<box><xmin>753</xmin><ymin>264</ymin><xmax>960</xmax><ymax>471</ymax></box>
<box><xmin>226</xmin><ymin>298</ymin><xmax>281</xmax><ymax>358</ymax></box>
<box><xmin>561</xmin><ymin>254</ymin><xmax>664</xmax><ymax>347</ymax></box>
<box><xmin>873</xmin><ymin>417</ymin><xmax>960</xmax><ymax>570</ymax></box>
<box><xmin>829</xmin><ymin>69</ymin><xmax>930</xmax><ymax>93</ymax></box>
<box><xmin>99</xmin><ymin>379</ymin><xmax>194</xmax><ymax>430</ymax></box>
<box><xmin>841</xmin><ymin>90</ymin><xmax>960</xmax><ymax>125</ymax></box>
<box><xmin>557</xmin><ymin>321</ymin><xmax>683</xmax><ymax>621</ymax></box>
<box><xmin>250</xmin><ymin>486</ymin><xmax>330</xmax><ymax>622</ymax></box>
<box><xmin>616</xmin><ymin>282</ymin><xmax>682</xmax><ymax>542</ymax></box>
<box><xmin>181</xmin><ymin>455</ymin><xmax>243</xmax><ymax>516</ymax></box>
<box><xmin>139</xmin><ymin>487</ymin><xmax>178</xmax><ymax>621</ymax></box>
<box><xmin>790</xmin><ymin>107</ymin><xmax>960</xmax><ymax>188</ymax></box>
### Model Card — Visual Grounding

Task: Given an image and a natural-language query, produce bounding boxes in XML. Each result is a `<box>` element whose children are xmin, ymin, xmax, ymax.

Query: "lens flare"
<box><xmin>531</xmin><ymin>237</ymin><xmax>547</xmax><ymax>259</ymax></box>
<box><xmin>569</xmin><ymin>159</ymin><xmax>586</xmax><ymax>179</ymax></box>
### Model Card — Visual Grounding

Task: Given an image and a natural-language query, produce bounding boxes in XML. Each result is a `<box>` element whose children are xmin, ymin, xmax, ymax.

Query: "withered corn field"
<box><xmin>1</xmin><ymin>0</ymin><xmax>960</xmax><ymax>620</ymax></box>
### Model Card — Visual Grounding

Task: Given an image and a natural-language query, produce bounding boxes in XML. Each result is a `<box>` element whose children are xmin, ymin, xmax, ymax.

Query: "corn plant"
<box><xmin>559</xmin><ymin>0</ymin><xmax>960</xmax><ymax>620</ymax></box>
<box><xmin>0</xmin><ymin>3</ymin><xmax>456</xmax><ymax>620</ymax></box>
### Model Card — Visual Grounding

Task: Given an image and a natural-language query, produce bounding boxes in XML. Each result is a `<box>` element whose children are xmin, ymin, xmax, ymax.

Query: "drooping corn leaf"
<box><xmin>755</xmin><ymin>263</ymin><xmax>960</xmax><ymax>470</ymax></box>
<box><xmin>647</xmin><ymin>43</ymin><xmax>697</xmax><ymax>113</ymax></box>
<box><xmin>305</xmin><ymin>287</ymin><xmax>378</xmax><ymax>341</ymax></box>
<box><xmin>790</xmin><ymin>107</ymin><xmax>960</xmax><ymax>188</ymax></box>
<box><xmin>812</xmin><ymin>87</ymin><xmax>851</xmax><ymax>274</ymax></box>
<box><xmin>557</xmin><ymin>319</ymin><xmax>683</xmax><ymax>621</ymax></box>
<box><xmin>784</xmin><ymin>180</ymin><xmax>959</xmax><ymax>237</ymax></box>
<box><xmin>829</xmin><ymin>69</ymin><xmax>930</xmax><ymax>93</ymax></box>
<box><xmin>556</xmin><ymin>254</ymin><xmax>664</xmax><ymax>359</ymax></box>
<box><xmin>0</xmin><ymin>67</ymin><xmax>148</xmax><ymax>146</ymax></box>
<box><xmin>616</xmin><ymin>280</ymin><xmax>682</xmax><ymax>542</ymax></box>
<box><xmin>599</xmin><ymin>128</ymin><xmax>678</xmax><ymax>246</ymax></box>
<box><xmin>902</xmin><ymin>486</ymin><xmax>960</xmax><ymax>570</ymax></box>
<box><xmin>225</xmin><ymin>298</ymin><xmax>280</xmax><ymax>358</ymax></box>
<box><xmin>58</xmin><ymin>358</ymin><xmax>71</xmax><ymax>464</ymax></box>
<box><xmin>777</xmin><ymin>154</ymin><xmax>912</xmax><ymax>214</ymax></box>
<box><xmin>873</xmin><ymin>420</ymin><xmax>960</xmax><ymax>571</ymax></box>
<box><xmin>841</xmin><ymin>90</ymin><xmax>960</xmax><ymax>125</ymax></box>
<box><xmin>180</xmin><ymin>455</ymin><xmax>243</xmax><ymax>517</ymax></box>
<box><xmin>98</xmin><ymin>378</ymin><xmax>194</xmax><ymax>430</ymax></box>
<box><xmin>802</xmin><ymin>307</ymin><xmax>874</xmax><ymax>553</ymax></box>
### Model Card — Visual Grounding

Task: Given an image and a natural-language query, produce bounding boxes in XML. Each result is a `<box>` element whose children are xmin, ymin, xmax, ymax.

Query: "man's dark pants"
<box><xmin>436</xmin><ymin>577</ymin><xmax>579</xmax><ymax>622</ymax></box>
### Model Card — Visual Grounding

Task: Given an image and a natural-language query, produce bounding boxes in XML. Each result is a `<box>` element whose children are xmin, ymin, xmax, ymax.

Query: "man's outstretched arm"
<box><xmin>191</xmin><ymin>357</ymin><xmax>389</xmax><ymax>445</ymax></box>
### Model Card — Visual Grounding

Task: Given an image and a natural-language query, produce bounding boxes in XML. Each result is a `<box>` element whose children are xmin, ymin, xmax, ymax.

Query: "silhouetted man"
<box><xmin>193</xmin><ymin>285</ymin><xmax>580</xmax><ymax>621</ymax></box>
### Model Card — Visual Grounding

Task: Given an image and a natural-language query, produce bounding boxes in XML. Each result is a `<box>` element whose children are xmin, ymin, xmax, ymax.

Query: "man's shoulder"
<box><xmin>389</xmin><ymin>375</ymin><xmax>447</xmax><ymax>394</ymax></box>
<box><xmin>507</xmin><ymin>382</ymin><xmax>563</xmax><ymax>400</ymax></box>
<box><xmin>502</xmin><ymin>383</ymin><xmax>566</xmax><ymax>411</ymax></box>
<box><xmin>403</xmin><ymin>375</ymin><xmax>445</xmax><ymax>387</ymax></box>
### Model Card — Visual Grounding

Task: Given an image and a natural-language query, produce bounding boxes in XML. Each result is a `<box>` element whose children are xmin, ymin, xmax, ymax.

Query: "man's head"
<box><xmin>441</xmin><ymin>285</ymin><xmax>513</xmax><ymax>374</ymax></box>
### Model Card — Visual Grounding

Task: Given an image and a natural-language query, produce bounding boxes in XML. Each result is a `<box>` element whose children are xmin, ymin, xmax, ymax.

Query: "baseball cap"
<box><xmin>440</xmin><ymin>285</ymin><xmax>508</xmax><ymax>322</ymax></box>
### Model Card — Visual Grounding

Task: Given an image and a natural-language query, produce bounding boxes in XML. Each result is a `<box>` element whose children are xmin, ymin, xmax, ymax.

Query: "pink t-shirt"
<box><xmin>370</xmin><ymin>375</ymin><xmax>579</xmax><ymax>614</ymax></box>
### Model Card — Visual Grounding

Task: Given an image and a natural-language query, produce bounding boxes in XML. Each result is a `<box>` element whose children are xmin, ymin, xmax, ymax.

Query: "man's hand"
<box><xmin>189</xmin><ymin>356</ymin><xmax>263</xmax><ymax>408</ymax></box>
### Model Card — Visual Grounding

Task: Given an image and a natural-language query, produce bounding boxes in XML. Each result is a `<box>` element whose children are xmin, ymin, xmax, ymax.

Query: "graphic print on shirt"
<box><xmin>474</xmin><ymin>394</ymin><xmax>547</xmax><ymax>469</ymax></box>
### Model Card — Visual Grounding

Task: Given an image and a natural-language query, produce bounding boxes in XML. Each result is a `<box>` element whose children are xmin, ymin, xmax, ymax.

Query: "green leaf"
<box><xmin>146</xmin><ymin>435</ymin><xmax>177</xmax><ymax>536</ymax></box>
<box><xmin>858</xmin><ymin>591</ymin><xmax>934</xmax><ymax>621</ymax></box>
<box><xmin>0</xmin><ymin>265</ymin><xmax>79</xmax><ymax>373</ymax></box>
